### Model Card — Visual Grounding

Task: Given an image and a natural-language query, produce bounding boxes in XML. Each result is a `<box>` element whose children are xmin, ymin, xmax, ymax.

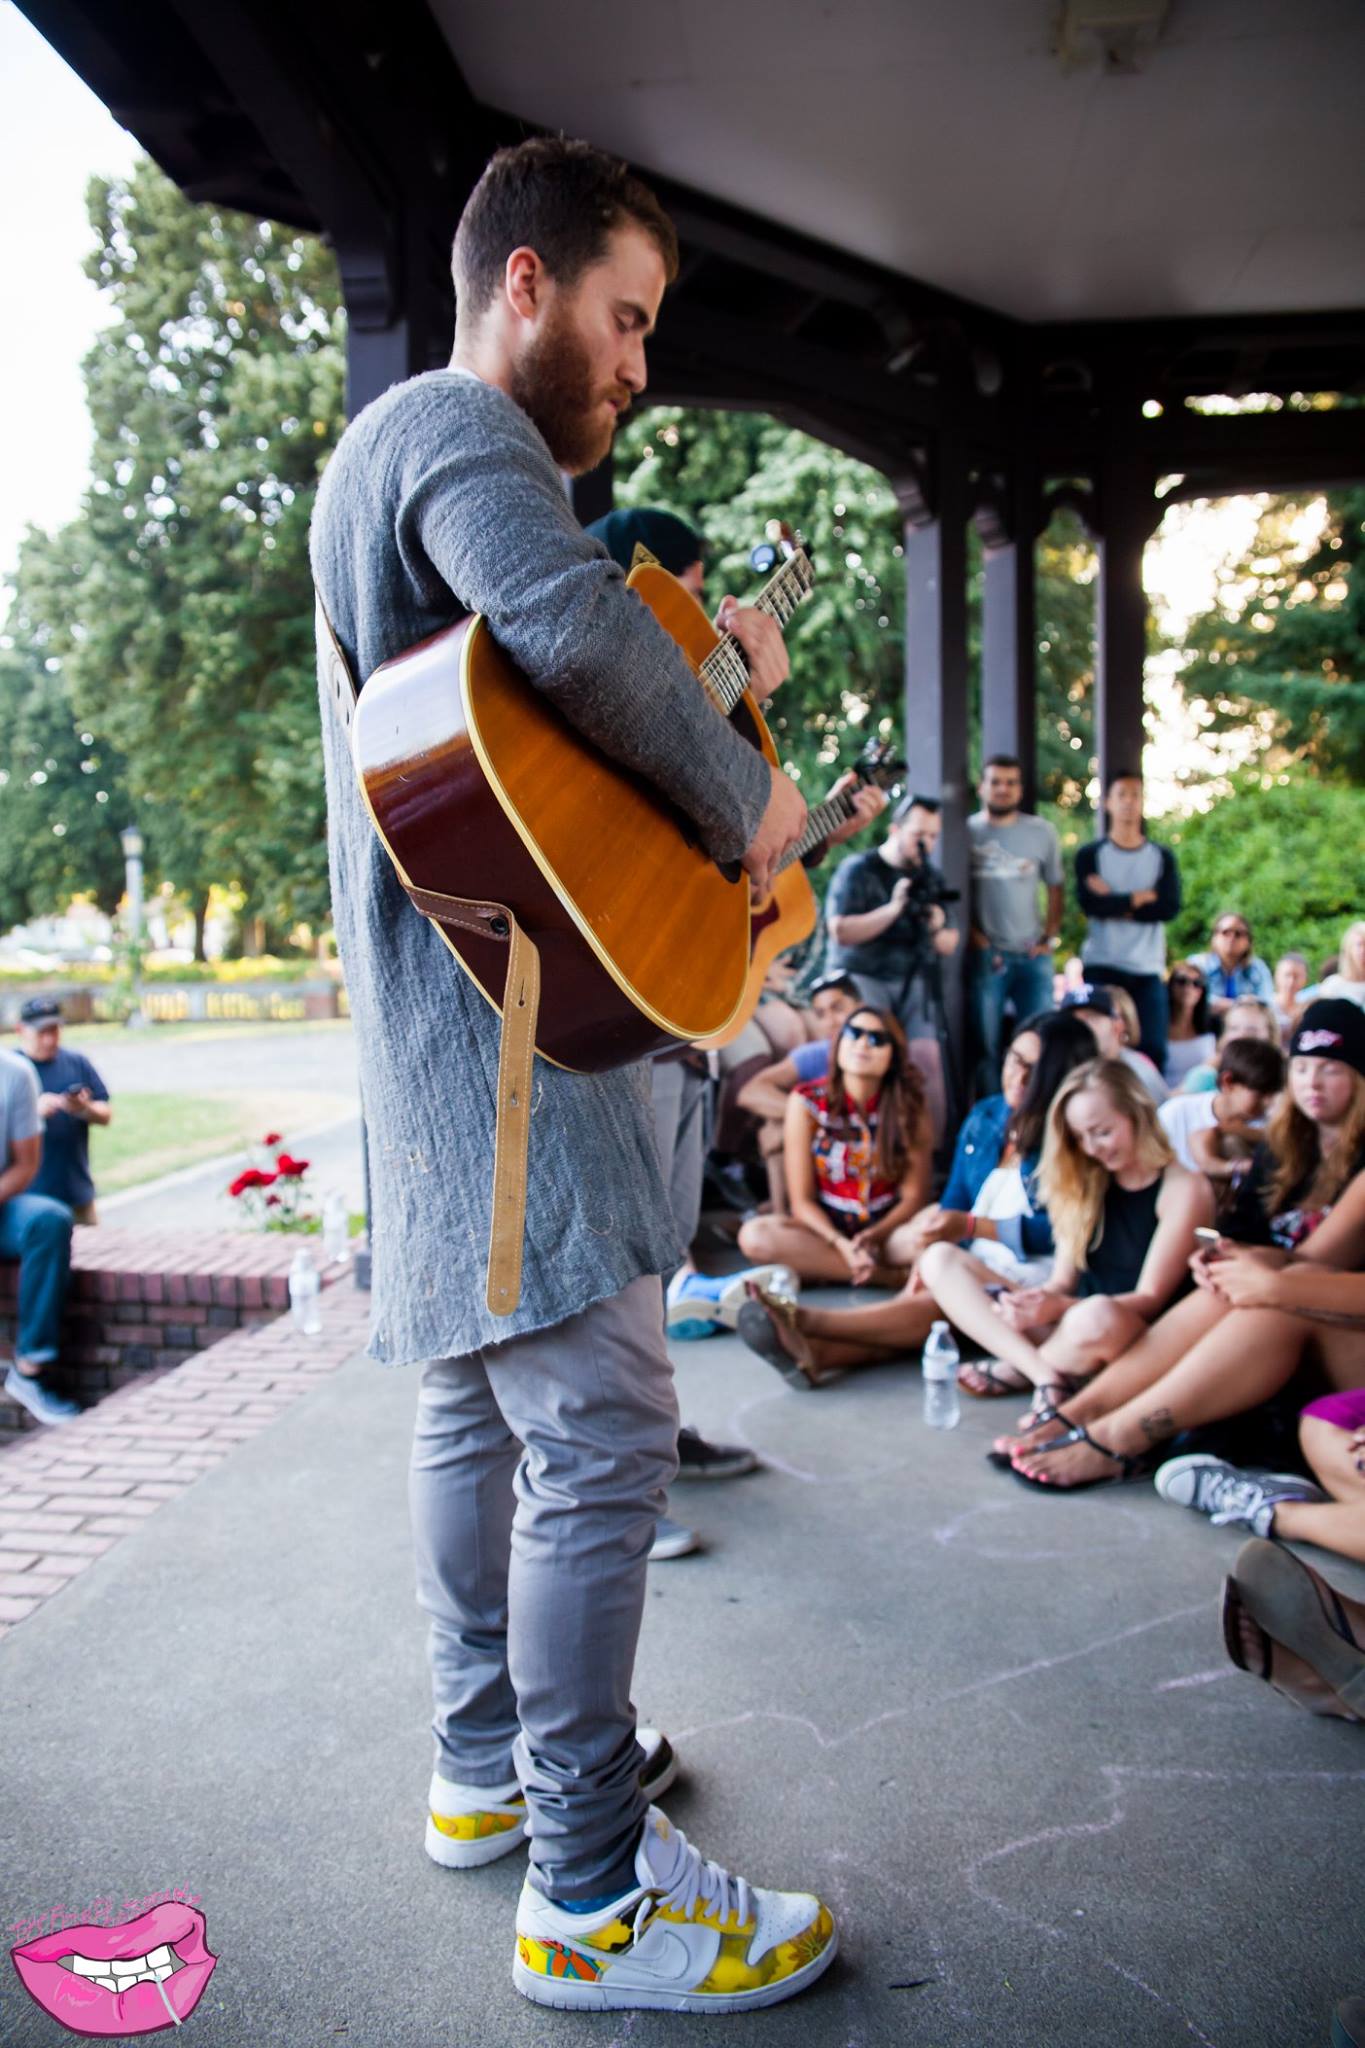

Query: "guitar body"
<box><xmin>692</xmin><ymin>864</ymin><xmax>818</xmax><ymax>1051</ymax></box>
<box><xmin>352</xmin><ymin>566</ymin><xmax>775</xmax><ymax>1073</ymax></box>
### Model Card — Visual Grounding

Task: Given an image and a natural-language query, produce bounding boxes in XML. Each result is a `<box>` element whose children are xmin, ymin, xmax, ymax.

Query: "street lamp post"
<box><xmin>120</xmin><ymin>825</ymin><xmax>147</xmax><ymax>1028</ymax></box>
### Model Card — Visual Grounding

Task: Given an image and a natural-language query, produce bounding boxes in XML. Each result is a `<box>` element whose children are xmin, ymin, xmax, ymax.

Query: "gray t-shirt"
<box><xmin>1080</xmin><ymin>840</ymin><xmax>1169</xmax><ymax>976</ymax></box>
<box><xmin>967</xmin><ymin>812</ymin><xmax>1063</xmax><ymax>949</ymax></box>
<box><xmin>0</xmin><ymin>1049</ymin><xmax>41</xmax><ymax>1163</ymax></box>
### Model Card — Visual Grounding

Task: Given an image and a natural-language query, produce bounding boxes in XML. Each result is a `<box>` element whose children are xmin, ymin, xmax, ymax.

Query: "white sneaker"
<box><xmin>4</xmin><ymin>1363</ymin><xmax>80</xmax><ymax>1426</ymax></box>
<box><xmin>425</xmin><ymin>1728</ymin><xmax>679</xmax><ymax>1869</ymax></box>
<box><xmin>514</xmin><ymin>1806</ymin><xmax>836</xmax><ymax>2013</ymax></box>
<box><xmin>649</xmin><ymin>1513</ymin><xmax>700</xmax><ymax>1562</ymax></box>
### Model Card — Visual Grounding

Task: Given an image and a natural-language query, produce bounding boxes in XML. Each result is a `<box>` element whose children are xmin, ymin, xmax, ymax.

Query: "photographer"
<box><xmin>824</xmin><ymin>794</ymin><xmax>960</xmax><ymax>1143</ymax></box>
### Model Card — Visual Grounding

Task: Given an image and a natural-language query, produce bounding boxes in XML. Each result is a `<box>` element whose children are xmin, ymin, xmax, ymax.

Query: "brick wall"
<box><xmin>0</xmin><ymin>1228</ymin><xmax>333</xmax><ymax>1441</ymax></box>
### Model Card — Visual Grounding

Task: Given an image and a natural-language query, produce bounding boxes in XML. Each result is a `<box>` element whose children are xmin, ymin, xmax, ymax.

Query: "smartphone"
<box><xmin>1193</xmin><ymin>1227</ymin><xmax>1223</xmax><ymax>1250</ymax></box>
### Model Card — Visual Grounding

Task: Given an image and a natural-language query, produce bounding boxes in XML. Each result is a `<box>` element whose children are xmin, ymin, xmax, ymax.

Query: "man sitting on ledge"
<box><xmin>0</xmin><ymin>1044</ymin><xmax>79</xmax><ymax>1425</ymax></box>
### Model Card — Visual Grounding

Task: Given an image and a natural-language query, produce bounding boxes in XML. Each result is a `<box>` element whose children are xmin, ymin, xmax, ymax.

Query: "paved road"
<box><xmin>5</xmin><ymin>1312</ymin><xmax>1362</xmax><ymax>2047</ymax></box>
<box><xmin>63</xmin><ymin>1022</ymin><xmax>365</xmax><ymax>1232</ymax></box>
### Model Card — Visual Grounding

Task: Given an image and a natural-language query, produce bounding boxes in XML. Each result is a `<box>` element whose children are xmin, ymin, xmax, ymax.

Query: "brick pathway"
<box><xmin>0</xmin><ymin>1281</ymin><xmax>372</xmax><ymax>1635</ymax></box>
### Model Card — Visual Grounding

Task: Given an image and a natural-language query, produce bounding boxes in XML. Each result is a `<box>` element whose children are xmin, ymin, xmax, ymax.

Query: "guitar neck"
<box><xmin>775</xmin><ymin>787</ymin><xmax>855</xmax><ymax>877</ymax></box>
<box><xmin>698</xmin><ymin>550</ymin><xmax>814</xmax><ymax>715</ymax></box>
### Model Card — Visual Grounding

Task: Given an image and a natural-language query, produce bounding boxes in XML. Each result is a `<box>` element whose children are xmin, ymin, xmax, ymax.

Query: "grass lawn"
<box><xmin>63</xmin><ymin>1019</ymin><xmax>352</xmax><ymax>1049</ymax></box>
<box><xmin>89</xmin><ymin>1092</ymin><xmax>324</xmax><ymax>1195</ymax></box>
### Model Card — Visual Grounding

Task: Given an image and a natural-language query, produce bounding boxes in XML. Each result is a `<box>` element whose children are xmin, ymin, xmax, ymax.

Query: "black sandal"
<box><xmin>1008</xmin><ymin>1419</ymin><xmax>1143</xmax><ymax>1492</ymax></box>
<box><xmin>958</xmin><ymin>1358</ymin><xmax>1032</xmax><ymax>1399</ymax></box>
<box><xmin>986</xmin><ymin>1400</ymin><xmax>1066</xmax><ymax>1470</ymax></box>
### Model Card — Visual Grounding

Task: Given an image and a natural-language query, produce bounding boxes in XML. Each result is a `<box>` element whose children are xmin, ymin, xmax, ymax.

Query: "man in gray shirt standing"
<box><xmin>311</xmin><ymin>138</ymin><xmax>835</xmax><ymax>2015</ymax></box>
<box><xmin>1075</xmin><ymin>769</ymin><xmax>1183</xmax><ymax>1078</ymax></box>
<box><xmin>966</xmin><ymin>754</ymin><xmax>1063</xmax><ymax>1092</ymax></box>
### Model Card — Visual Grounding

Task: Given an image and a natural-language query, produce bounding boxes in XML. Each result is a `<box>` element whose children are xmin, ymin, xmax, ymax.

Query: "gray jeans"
<box><xmin>408</xmin><ymin>1274</ymin><xmax>680</xmax><ymax>1900</ymax></box>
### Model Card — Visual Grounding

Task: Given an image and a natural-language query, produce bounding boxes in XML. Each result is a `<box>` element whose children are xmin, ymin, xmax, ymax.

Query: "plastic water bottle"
<box><xmin>321</xmin><ymin>1188</ymin><xmax>350</xmax><ymax>1267</ymax></box>
<box><xmin>922</xmin><ymin>1320</ymin><xmax>961</xmax><ymax>1430</ymax></box>
<box><xmin>289</xmin><ymin>1246</ymin><xmax>322</xmax><ymax>1336</ymax></box>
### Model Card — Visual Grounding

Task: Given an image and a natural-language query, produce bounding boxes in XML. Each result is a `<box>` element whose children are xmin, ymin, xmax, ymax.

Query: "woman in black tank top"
<box><xmin>919</xmin><ymin>1058</ymin><xmax>1213</xmax><ymax>1429</ymax></box>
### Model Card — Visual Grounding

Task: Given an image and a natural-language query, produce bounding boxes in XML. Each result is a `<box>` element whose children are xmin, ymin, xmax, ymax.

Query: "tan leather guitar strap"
<box><xmin>314</xmin><ymin>593</ymin><xmax>540</xmax><ymax>1318</ymax></box>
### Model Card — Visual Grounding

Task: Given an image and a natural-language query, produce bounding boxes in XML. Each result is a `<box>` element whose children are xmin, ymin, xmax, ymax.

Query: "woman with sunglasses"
<box><xmin>736</xmin><ymin>1006</ymin><xmax>930</xmax><ymax>1288</ymax></box>
<box><xmin>1164</xmin><ymin>961</ymin><xmax>1217</xmax><ymax>1089</ymax></box>
<box><xmin>736</xmin><ymin>1010</ymin><xmax>1095</xmax><ymax>1386</ymax></box>
<box><xmin>1194</xmin><ymin>912</ymin><xmax>1275</xmax><ymax>1020</ymax></box>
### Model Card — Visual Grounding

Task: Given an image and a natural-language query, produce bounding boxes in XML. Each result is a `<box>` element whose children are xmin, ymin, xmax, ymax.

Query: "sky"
<box><xmin>0</xmin><ymin>2</ymin><xmax>136</xmax><ymax>594</ymax></box>
<box><xmin>0</xmin><ymin>2</ymin><xmax>1306</xmax><ymax>816</ymax></box>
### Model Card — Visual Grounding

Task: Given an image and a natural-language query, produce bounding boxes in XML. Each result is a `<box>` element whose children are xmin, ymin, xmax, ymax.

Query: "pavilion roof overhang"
<box><xmin>20</xmin><ymin>0</ymin><xmax>1365</xmax><ymax>508</ymax></box>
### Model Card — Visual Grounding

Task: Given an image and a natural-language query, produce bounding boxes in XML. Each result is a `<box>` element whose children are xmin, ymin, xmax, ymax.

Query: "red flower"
<box><xmin>274</xmin><ymin>1153</ymin><xmax>310</xmax><ymax>1179</ymax></box>
<box><xmin>228</xmin><ymin>1167</ymin><xmax>279</xmax><ymax>1198</ymax></box>
<box><xmin>263</xmin><ymin>1131</ymin><xmax>283</xmax><ymax>1146</ymax></box>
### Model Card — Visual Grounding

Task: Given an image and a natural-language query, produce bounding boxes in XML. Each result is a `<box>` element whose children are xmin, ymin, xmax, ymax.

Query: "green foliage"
<box><xmin>614</xmin><ymin>406</ymin><xmax>1098</xmax><ymax>820</ymax></box>
<box><xmin>10</xmin><ymin>157</ymin><xmax>346</xmax><ymax>937</ymax></box>
<box><xmin>0</xmin><ymin>595</ymin><xmax>131</xmax><ymax>925</ymax></box>
<box><xmin>1157</xmin><ymin>775</ymin><xmax>1365</xmax><ymax>971</ymax></box>
<box><xmin>1175</xmin><ymin>488</ymin><xmax>1365</xmax><ymax>782</ymax></box>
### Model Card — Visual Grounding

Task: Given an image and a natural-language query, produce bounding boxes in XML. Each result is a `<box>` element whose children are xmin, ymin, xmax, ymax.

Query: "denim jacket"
<box><xmin>939</xmin><ymin>1094</ymin><xmax>1053</xmax><ymax>1260</ymax></box>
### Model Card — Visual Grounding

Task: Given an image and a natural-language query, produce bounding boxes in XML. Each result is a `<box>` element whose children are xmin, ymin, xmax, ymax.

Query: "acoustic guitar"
<box><xmin>351</xmin><ymin>546</ymin><xmax>816</xmax><ymax>1073</ymax></box>
<box><xmin>693</xmin><ymin>738</ymin><xmax>902</xmax><ymax>1050</ymax></box>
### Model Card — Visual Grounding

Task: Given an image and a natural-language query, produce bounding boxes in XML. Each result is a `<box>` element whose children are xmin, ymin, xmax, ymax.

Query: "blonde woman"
<box><xmin>919</xmin><ymin>1059</ymin><xmax>1212</xmax><ymax>1422</ymax></box>
<box><xmin>1314</xmin><ymin>920</ymin><xmax>1365</xmax><ymax>1012</ymax></box>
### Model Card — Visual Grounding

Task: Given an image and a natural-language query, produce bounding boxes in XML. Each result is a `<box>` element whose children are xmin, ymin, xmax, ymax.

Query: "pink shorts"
<box><xmin>1301</xmin><ymin>1388</ymin><xmax>1365</xmax><ymax>1432</ymax></box>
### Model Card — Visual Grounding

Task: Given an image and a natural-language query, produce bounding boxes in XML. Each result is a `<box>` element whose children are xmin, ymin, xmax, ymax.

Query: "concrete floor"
<box><xmin>3</xmin><ymin>1308</ymin><xmax>1362</xmax><ymax>2048</ymax></box>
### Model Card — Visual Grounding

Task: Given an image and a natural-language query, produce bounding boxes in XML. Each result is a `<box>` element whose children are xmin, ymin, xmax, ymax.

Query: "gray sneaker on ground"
<box><xmin>4</xmin><ymin>1364</ymin><xmax>81</xmax><ymax>1427</ymax></box>
<box><xmin>649</xmin><ymin>1513</ymin><xmax>700</xmax><ymax>1561</ymax></box>
<box><xmin>675</xmin><ymin>1425</ymin><xmax>759</xmax><ymax>1481</ymax></box>
<box><xmin>1154</xmin><ymin>1453</ymin><xmax>1327</xmax><ymax>1538</ymax></box>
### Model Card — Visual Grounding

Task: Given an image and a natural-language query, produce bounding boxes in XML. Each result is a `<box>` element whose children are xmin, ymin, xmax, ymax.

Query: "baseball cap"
<box><xmin>1289</xmin><ymin>999</ymin><xmax>1365</xmax><ymax>1079</ymax></box>
<box><xmin>18</xmin><ymin>996</ymin><xmax>62</xmax><ymax>1027</ymax></box>
<box><xmin>1059</xmin><ymin>983</ymin><xmax>1116</xmax><ymax>1019</ymax></box>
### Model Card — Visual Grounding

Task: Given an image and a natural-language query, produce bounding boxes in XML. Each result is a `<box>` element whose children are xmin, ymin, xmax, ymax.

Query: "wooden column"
<box><xmin>1094</xmin><ymin>448</ymin><xmax>1159</xmax><ymax>796</ymax></box>
<box><xmin>900</xmin><ymin>441</ymin><xmax>970</xmax><ymax>1092</ymax></box>
<box><xmin>978</xmin><ymin>462</ymin><xmax>1039</xmax><ymax>808</ymax></box>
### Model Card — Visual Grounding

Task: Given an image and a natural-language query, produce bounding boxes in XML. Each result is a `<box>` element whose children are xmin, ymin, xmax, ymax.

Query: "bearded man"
<box><xmin>309</xmin><ymin>138</ymin><xmax>835</xmax><ymax>2015</ymax></box>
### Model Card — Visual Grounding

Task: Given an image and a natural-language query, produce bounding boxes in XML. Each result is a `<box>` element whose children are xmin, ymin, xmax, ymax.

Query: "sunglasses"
<box><xmin>1171</xmin><ymin>973</ymin><xmax>1205</xmax><ymax>988</ymax></box>
<box><xmin>1216</xmin><ymin>927</ymin><xmax>1250</xmax><ymax>940</ymax></box>
<box><xmin>842</xmin><ymin>1023</ymin><xmax>891</xmax><ymax>1048</ymax></box>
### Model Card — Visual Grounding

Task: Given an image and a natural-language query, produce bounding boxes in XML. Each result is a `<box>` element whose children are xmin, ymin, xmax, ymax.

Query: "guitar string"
<box><xmin>697</xmin><ymin>555</ymin><xmax>813</xmax><ymax>712</ymax></box>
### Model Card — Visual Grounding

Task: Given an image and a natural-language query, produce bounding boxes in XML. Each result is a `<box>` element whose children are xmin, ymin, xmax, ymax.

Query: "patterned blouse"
<box><xmin>795</xmin><ymin>1081</ymin><xmax>900</xmax><ymax>1229</ymax></box>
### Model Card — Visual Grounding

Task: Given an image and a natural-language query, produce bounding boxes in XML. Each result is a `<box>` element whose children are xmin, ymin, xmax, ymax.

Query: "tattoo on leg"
<box><xmin>1139</xmin><ymin>1406</ymin><xmax>1176</xmax><ymax>1446</ymax></box>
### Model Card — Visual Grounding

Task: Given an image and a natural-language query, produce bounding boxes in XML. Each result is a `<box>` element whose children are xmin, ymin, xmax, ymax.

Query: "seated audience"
<box><xmin>1180</xmin><ymin>996</ymin><xmax>1279</xmax><ymax>1092</ymax></box>
<box><xmin>1194</xmin><ymin>911</ymin><xmax>1275</xmax><ymax>1017</ymax></box>
<box><xmin>1311</xmin><ymin>920</ymin><xmax>1365</xmax><ymax>1012</ymax></box>
<box><xmin>1272</xmin><ymin>952</ymin><xmax>1310</xmax><ymax>1039</ymax></box>
<box><xmin>998</xmin><ymin>999</ymin><xmax>1365</xmax><ymax>1490</ymax></box>
<box><xmin>1059</xmin><ymin>983</ymin><xmax>1169</xmax><ymax>1102</ymax></box>
<box><xmin>0</xmin><ymin>1047</ymin><xmax>79</xmax><ymax>1425</ymax></box>
<box><xmin>917</xmin><ymin>1059</ymin><xmax>1211</xmax><ymax>1412</ymax></box>
<box><xmin>1106</xmin><ymin>984</ymin><xmax>1170</xmax><ymax>1103</ymax></box>
<box><xmin>1152</xmin><ymin>1260</ymin><xmax>1365</xmax><ymax>1564</ymax></box>
<box><xmin>733</xmin><ymin>972</ymin><xmax>862</xmax><ymax>1212</ymax></box>
<box><xmin>1164</xmin><ymin>960</ymin><xmax>1217</xmax><ymax>1089</ymax></box>
<box><xmin>737</xmin><ymin>1006</ymin><xmax>931</xmax><ymax>1287</ymax></box>
<box><xmin>1158</xmin><ymin>1037</ymin><xmax>1284</xmax><ymax>1179</ymax></box>
<box><xmin>735</xmin><ymin>1009</ymin><xmax>1096</xmax><ymax>1385</ymax></box>
<box><xmin>16</xmin><ymin>996</ymin><xmax>113</xmax><ymax>1224</ymax></box>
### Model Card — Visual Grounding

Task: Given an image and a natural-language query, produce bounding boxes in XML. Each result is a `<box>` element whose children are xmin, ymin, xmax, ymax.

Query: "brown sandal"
<box><xmin>736</xmin><ymin>1288</ymin><xmax>836</xmax><ymax>1390</ymax></box>
<box><xmin>1224</xmin><ymin>1539</ymin><xmax>1365</xmax><ymax>1722</ymax></box>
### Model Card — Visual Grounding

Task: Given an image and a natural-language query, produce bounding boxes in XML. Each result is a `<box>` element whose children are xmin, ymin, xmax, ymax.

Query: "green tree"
<box><xmin>1174</xmin><ymin>489</ymin><xmax>1365</xmax><ymax>783</ymax></box>
<box><xmin>614</xmin><ymin>405</ymin><xmax>1097</xmax><ymax>813</ymax></box>
<box><xmin>22</xmin><ymin>157</ymin><xmax>346</xmax><ymax>950</ymax></box>
<box><xmin>0</xmin><ymin>560</ymin><xmax>131</xmax><ymax>928</ymax></box>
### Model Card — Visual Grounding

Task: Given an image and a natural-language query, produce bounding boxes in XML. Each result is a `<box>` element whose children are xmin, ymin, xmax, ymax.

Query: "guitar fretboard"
<box><xmin>774</xmin><ymin>787</ymin><xmax>855</xmax><ymax>876</ymax></box>
<box><xmin>698</xmin><ymin>550</ymin><xmax>815</xmax><ymax>715</ymax></box>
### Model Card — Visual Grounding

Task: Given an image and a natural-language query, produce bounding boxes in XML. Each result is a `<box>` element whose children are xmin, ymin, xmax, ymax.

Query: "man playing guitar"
<box><xmin>311</xmin><ymin>138</ymin><xmax>836</xmax><ymax>2013</ymax></box>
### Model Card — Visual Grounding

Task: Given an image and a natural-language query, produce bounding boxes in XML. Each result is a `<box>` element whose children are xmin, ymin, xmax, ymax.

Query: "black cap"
<box><xmin>18</xmin><ymin>996</ymin><xmax>61</xmax><ymax>1027</ymax></box>
<box><xmin>585</xmin><ymin>508</ymin><xmax>704</xmax><ymax>578</ymax></box>
<box><xmin>1290</xmin><ymin>999</ymin><xmax>1365</xmax><ymax>1079</ymax></box>
<box><xmin>1060</xmin><ymin>983</ymin><xmax>1116</xmax><ymax>1019</ymax></box>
